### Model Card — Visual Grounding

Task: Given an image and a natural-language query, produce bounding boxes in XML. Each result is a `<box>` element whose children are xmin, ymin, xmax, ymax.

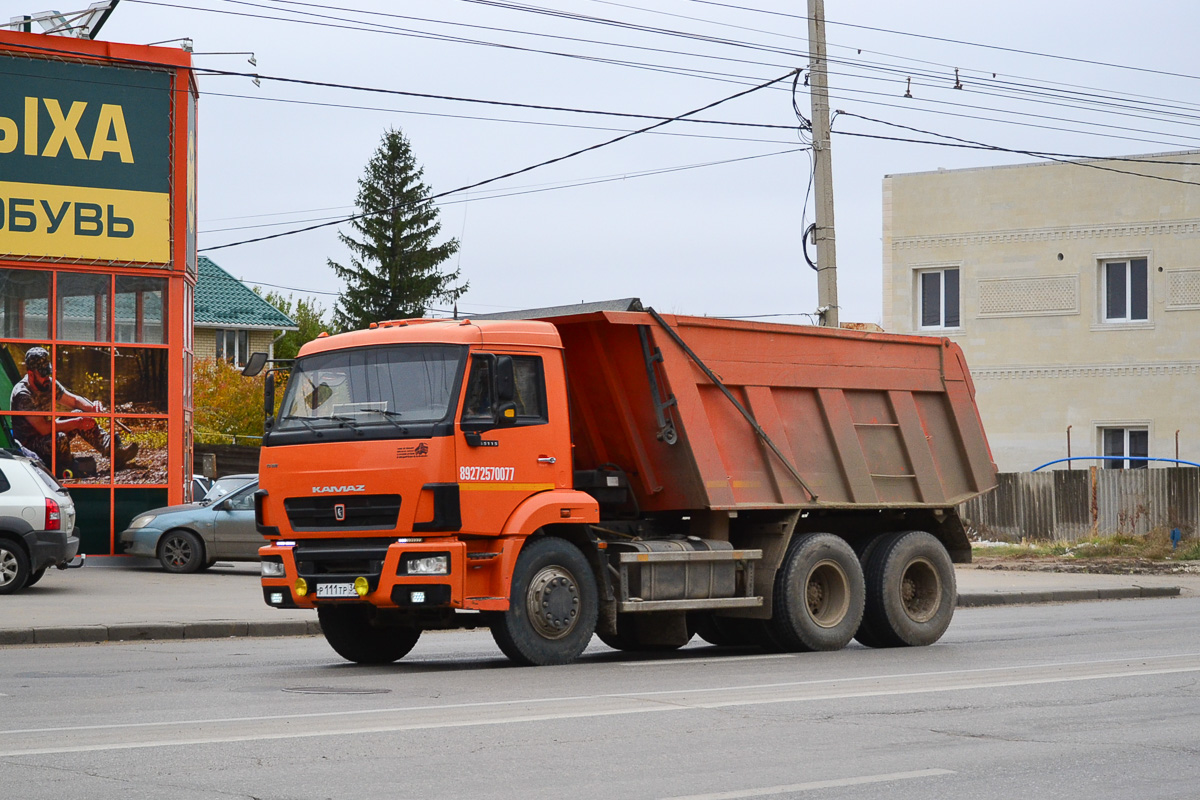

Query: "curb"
<box><xmin>0</xmin><ymin>588</ymin><xmax>1184</xmax><ymax>646</ymax></box>
<box><xmin>0</xmin><ymin>619</ymin><xmax>322</xmax><ymax>646</ymax></box>
<box><xmin>956</xmin><ymin>585</ymin><xmax>1180</xmax><ymax>607</ymax></box>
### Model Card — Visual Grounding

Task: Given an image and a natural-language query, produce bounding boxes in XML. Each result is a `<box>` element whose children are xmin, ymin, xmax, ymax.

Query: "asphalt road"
<box><xmin>3</xmin><ymin>596</ymin><xmax>1199</xmax><ymax>800</ymax></box>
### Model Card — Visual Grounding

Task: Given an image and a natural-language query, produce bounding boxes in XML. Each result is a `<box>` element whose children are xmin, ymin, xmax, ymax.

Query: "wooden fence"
<box><xmin>960</xmin><ymin>467</ymin><xmax>1199</xmax><ymax>542</ymax></box>
<box><xmin>193</xmin><ymin>443</ymin><xmax>260</xmax><ymax>477</ymax></box>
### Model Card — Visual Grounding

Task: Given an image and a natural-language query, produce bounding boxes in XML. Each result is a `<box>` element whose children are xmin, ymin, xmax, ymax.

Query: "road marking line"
<box><xmin>662</xmin><ymin>768</ymin><xmax>956</xmax><ymax>799</ymax></box>
<box><xmin>4</xmin><ymin>653</ymin><xmax>1200</xmax><ymax>756</ymax></box>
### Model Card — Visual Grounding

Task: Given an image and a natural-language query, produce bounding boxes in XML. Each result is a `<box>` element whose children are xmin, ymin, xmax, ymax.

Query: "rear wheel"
<box><xmin>857</xmin><ymin>531</ymin><xmax>956</xmax><ymax>648</ymax></box>
<box><xmin>158</xmin><ymin>530</ymin><xmax>206</xmax><ymax>574</ymax></box>
<box><xmin>767</xmin><ymin>533</ymin><xmax>865</xmax><ymax>651</ymax></box>
<box><xmin>491</xmin><ymin>537</ymin><xmax>598</xmax><ymax>666</ymax></box>
<box><xmin>0</xmin><ymin>540</ymin><xmax>31</xmax><ymax>595</ymax></box>
<box><xmin>317</xmin><ymin>604</ymin><xmax>422</xmax><ymax>664</ymax></box>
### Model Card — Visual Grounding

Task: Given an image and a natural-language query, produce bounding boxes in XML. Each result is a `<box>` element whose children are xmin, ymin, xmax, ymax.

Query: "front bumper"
<box><xmin>118</xmin><ymin>527</ymin><xmax>165</xmax><ymax>558</ymax></box>
<box><xmin>26</xmin><ymin>529</ymin><xmax>80</xmax><ymax>571</ymax></box>
<box><xmin>260</xmin><ymin>537</ymin><xmax>512</xmax><ymax>612</ymax></box>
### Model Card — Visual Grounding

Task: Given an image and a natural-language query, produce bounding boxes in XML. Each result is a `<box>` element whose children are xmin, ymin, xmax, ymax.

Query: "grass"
<box><xmin>973</xmin><ymin>529</ymin><xmax>1200</xmax><ymax>561</ymax></box>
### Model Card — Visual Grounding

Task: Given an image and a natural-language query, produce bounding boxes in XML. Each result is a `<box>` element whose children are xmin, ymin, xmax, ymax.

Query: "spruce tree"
<box><xmin>329</xmin><ymin>129</ymin><xmax>465</xmax><ymax>330</ymax></box>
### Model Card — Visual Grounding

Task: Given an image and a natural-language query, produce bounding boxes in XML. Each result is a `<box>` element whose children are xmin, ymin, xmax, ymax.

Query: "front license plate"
<box><xmin>316</xmin><ymin>582</ymin><xmax>357</xmax><ymax>598</ymax></box>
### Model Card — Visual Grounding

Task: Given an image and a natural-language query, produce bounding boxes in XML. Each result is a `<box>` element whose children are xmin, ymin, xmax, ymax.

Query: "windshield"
<box><xmin>204</xmin><ymin>475</ymin><xmax>255</xmax><ymax>502</ymax></box>
<box><xmin>275</xmin><ymin>344</ymin><xmax>465</xmax><ymax>431</ymax></box>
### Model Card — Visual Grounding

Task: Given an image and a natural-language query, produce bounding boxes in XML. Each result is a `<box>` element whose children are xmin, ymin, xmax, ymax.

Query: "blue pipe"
<box><xmin>1031</xmin><ymin>456</ymin><xmax>1200</xmax><ymax>472</ymax></box>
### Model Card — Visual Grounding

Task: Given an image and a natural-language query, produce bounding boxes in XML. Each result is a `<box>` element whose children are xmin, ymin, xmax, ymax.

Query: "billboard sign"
<box><xmin>0</xmin><ymin>53</ymin><xmax>172</xmax><ymax>264</ymax></box>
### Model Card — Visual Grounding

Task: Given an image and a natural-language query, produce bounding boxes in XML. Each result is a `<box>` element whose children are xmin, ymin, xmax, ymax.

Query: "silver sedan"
<box><xmin>118</xmin><ymin>475</ymin><xmax>260</xmax><ymax>573</ymax></box>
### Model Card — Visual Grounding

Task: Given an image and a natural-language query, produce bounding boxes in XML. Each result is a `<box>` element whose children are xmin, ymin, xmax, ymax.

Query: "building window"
<box><xmin>919</xmin><ymin>267</ymin><xmax>960</xmax><ymax>329</ymax></box>
<box><xmin>1101</xmin><ymin>427</ymin><xmax>1148</xmax><ymax>469</ymax></box>
<box><xmin>1103</xmin><ymin>258</ymin><xmax>1148</xmax><ymax>322</ymax></box>
<box><xmin>215</xmin><ymin>329</ymin><xmax>249</xmax><ymax>367</ymax></box>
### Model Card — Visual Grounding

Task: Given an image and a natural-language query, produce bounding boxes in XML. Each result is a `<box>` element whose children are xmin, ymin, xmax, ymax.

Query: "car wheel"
<box><xmin>0</xmin><ymin>539</ymin><xmax>31</xmax><ymax>595</ymax></box>
<box><xmin>158</xmin><ymin>530</ymin><xmax>206</xmax><ymax>574</ymax></box>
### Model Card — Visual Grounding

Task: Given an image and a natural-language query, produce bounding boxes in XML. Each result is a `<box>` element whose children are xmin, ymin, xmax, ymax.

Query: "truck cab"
<box><xmin>257</xmin><ymin>319</ymin><xmax>598</xmax><ymax>652</ymax></box>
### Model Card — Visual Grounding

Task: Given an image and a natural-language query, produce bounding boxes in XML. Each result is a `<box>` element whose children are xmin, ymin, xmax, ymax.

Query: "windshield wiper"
<box><xmin>279</xmin><ymin>414</ymin><xmax>325</xmax><ymax>433</ymax></box>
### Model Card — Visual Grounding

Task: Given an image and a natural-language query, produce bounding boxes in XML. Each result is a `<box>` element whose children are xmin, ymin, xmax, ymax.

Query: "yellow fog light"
<box><xmin>294</xmin><ymin>577</ymin><xmax>309</xmax><ymax>597</ymax></box>
<box><xmin>354</xmin><ymin>577</ymin><xmax>369</xmax><ymax>597</ymax></box>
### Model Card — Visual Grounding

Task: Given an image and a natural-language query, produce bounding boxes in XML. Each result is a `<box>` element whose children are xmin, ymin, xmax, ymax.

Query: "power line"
<box><xmin>200</xmin><ymin>146</ymin><xmax>806</xmax><ymax>235</ymax></box>
<box><xmin>199</xmin><ymin>68</ymin><xmax>799</xmax><ymax>252</ymax></box>
<box><xmin>834</xmin><ymin>112</ymin><xmax>1200</xmax><ymax>185</ymax></box>
<box><xmin>200</xmin><ymin>90</ymin><xmax>803</xmax><ymax>145</ymax></box>
<box><xmin>684</xmin><ymin>0</ymin><xmax>1200</xmax><ymax>83</ymax></box>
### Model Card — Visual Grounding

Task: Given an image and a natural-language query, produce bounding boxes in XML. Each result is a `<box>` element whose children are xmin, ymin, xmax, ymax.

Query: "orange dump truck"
<box><xmin>254</xmin><ymin>300</ymin><xmax>996</xmax><ymax>666</ymax></box>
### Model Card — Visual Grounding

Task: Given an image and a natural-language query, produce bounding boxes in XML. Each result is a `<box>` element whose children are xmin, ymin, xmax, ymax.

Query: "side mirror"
<box><xmin>495</xmin><ymin>355</ymin><xmax>515</xmax><ymax>403</ymax></box>
<box><xmin>243</xmin><ymin>352</ymin><xmax>269</xmax><ymax>377</ymax></box>
<box><xmin>264</xmin><ymin>371</ymin><xmax>276</xmax><ymax>430</ymax></box>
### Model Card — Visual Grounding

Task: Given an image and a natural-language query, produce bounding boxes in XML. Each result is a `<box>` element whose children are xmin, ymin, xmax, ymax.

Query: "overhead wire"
<box><xmin>199</xmin><ymin>68</ymin><xmax>800</xmax><ymax>252</ymax></box>
<box><xmin>200</xmin><ymin>146</ymin><xmax>806</xmax><ymax>234</ymax></box>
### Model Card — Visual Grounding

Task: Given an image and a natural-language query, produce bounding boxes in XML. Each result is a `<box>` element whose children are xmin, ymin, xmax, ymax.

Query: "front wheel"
<box><xmin>0</xmin><ymin>540</ymin><xmax>31</xmax><ymax>594</ymax></box>
<box><xmin>857</xmin><ymin>531</ymin><xmax>956</xmax><ymax>648</ymax></box>
<box><xmin>158</xmin><ymin>530</ymin><xmax>206</xmax><ymax>574</ymax></box>
<box><xmin>317</xmin><ymin>605</ymin><xmax>422</xmax><ymax>664</ymax></box>
<box><xmin>491</xmin><ymin>537</ymin><xmax>598</xmax><ymax>666</ymax></box>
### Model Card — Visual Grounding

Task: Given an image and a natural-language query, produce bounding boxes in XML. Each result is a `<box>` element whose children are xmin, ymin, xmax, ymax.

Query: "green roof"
<box><xmin>194</xmin><ymin>256</ymin><xmax>298</xmax><ymax>330</ymax></box>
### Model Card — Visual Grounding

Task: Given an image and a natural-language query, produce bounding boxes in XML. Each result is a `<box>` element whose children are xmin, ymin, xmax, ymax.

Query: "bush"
<box><xmin>192</xmin><ymin>359</ymin><xmax>286</xmax><ymax>444</ymax></box>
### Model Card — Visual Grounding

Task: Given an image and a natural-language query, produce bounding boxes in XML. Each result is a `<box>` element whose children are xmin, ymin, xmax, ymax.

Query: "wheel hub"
<box><xmin>526</xmin><ymin>565</ymin><xmax>580</xmax><ymax>640</ymax></box>
<box><xmin>804</xmin><ymin>559</ymin><xmax>850</xmax><ymax>628</ymax></box>
<box><xmin>163</xmin><ymin>538</ymin><xmax>192</xmax><ymax>568</ymax></box>
<box><xmin>0</xmin><ymin>550</ymin><xmax>18</xmax><ymax>587</ymax></box>
<box><xmin>899</xmin><ymin>557</ymin><xmax>941</xmax><ymax>623</ymax></box>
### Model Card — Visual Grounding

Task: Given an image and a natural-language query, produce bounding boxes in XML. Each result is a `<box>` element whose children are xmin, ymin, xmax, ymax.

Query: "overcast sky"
<box><xmin>79</xmin><ymin>0</ymin><xmax>1200</xmax><ymax>325</ymax></box>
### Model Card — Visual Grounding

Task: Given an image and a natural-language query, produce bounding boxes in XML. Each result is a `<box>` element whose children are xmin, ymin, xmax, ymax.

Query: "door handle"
<box><xmin>537</xmin><ymin>456</ymin><xmax>556</xmax><ymax>464</ymax></box>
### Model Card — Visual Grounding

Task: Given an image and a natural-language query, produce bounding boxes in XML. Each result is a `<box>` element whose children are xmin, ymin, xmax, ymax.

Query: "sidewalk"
<box><xmin>1</xmin><ymin>558</ymin><xmax>1194</xmax><ymax>646</ymax></box>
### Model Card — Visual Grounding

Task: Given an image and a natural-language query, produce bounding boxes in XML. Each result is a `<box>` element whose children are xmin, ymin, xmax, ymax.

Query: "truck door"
<box><xmin>456</xmin><ymin>353</ymin><xmax>565</xmax><ymax>534</ymax></box>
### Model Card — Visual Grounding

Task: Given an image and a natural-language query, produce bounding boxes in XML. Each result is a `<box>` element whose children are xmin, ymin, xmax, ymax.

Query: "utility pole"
<box><xmin>807</xmin><ymin>0</ymin><xmax>839</xmax><ymax>327</ymax></box>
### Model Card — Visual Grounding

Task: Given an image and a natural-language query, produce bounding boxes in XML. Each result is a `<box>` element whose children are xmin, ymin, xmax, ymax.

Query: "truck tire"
<box><xmin>767</xmin><ymin>533</ymin><xmax>865</xmax><ymax>651</ymax></box>
<box><xmin>856</xmin><ymin>530</ymin><xmax>955</xmax><ymax>648</ymax></box>
<box><xmin>317</xmin><ymin>605</ymin><xmax>422</xmax><ymax>664</ymax></box>
<box><xmin>158</xmin><ymin>530</ymin><xmax>206</xmax><ymax>574</ymax></box>
<box><xmin>0</xmin><ymin>539</ymin><xmax>31</xmax><ymax>595</ymax></box>
<box><xmin>491</xmin><ymin>537</ymin><xmax>598</xmax><ymax>666</ymax></box>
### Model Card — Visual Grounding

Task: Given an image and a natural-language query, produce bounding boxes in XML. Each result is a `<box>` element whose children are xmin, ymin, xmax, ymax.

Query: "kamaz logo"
<box><xmin>312</xmin><ymin>485</ymin><xmax>365</xmax><ymax>494</ymax></box>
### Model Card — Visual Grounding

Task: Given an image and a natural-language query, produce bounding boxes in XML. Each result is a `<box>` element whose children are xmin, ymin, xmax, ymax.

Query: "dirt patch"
<box><xmin>968</xmin><ymin>556</ymin><xmax>1200</xmax><ymax>576</ymax></box>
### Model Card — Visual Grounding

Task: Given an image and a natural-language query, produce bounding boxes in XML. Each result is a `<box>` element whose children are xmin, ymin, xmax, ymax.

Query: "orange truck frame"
<box><xmin>253</xmin><ymin>300</ymin><xmax>997</xmax><ymax>666</ymax></box>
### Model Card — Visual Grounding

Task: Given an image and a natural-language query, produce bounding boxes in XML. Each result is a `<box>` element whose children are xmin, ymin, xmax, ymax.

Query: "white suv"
<box><xmin>0</xmin><ymin>450</ymin><xmax>80</xmax><ymax>594</ymax></box>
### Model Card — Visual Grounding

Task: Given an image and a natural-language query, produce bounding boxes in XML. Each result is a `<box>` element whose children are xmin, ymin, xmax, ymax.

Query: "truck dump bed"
<box><xmin>548</xmin><ymin>310</ymin><xmax>996</xmax><ymax>513</ymax></box>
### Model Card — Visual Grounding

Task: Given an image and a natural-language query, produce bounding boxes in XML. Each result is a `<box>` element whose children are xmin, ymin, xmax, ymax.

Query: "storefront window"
<box><xmin>57</xmin><ymin>273</ymin><xmax>111</xmax><ymax>342</ymax></box>
<box><xmin>0</xmin><ymin>268</ymin><xmax>50</xmax><ymax>339</ymax></box>
<box><xmin>115</xmin><ymin>276</ymin><xmax>167</xmax><ymax>344</ymax></box>
<box><xmin>115</xmin><ymin>348</ymin><xmax>168</xmax><ymax>415</ymax></box>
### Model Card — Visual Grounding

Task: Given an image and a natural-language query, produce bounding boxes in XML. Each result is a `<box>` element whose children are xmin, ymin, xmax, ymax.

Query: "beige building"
<box><xmin>883</xmin><ymin>151</ymin><xmax>1200</xmax><ymax>472</ymax></box>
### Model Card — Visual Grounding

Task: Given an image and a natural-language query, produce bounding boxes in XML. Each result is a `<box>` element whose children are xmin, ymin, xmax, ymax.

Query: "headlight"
<box><xmin>261</xmin><ymin>559</ymin><xmax>286</xmax><ymax>578</ymax></box>
<box><xmin>128</xmin><ymin>514</ymin><xmax>156</xmax><ymax>529</ymax></box>
<box><xmin>405</xmin><ymin>554</ymin><xmax>449</xmax><ymax>575</ymax></box>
